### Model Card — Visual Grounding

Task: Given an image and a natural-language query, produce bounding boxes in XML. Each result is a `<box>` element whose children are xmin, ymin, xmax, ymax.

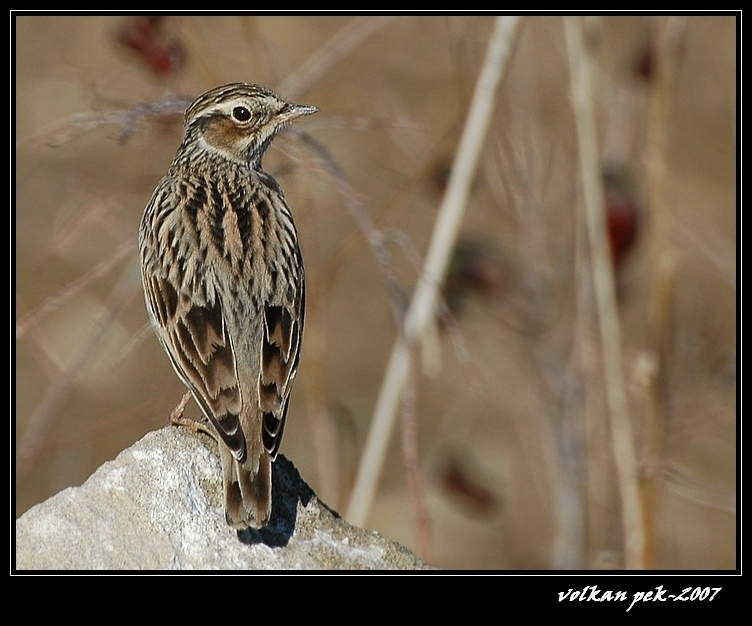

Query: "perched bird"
<box><xmin>139</xmin><ymin>83</ymin><xmax>317</xmax><ymax>529</ymax></box>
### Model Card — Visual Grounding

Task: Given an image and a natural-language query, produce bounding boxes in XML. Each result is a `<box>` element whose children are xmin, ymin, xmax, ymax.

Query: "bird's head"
<box><xmin>183</xmin><ymin>83</ymin><xmax>318</xmax><ymax>167</ymax></box>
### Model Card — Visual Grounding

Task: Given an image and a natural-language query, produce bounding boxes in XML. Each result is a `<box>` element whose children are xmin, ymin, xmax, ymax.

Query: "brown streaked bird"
<box><xmin>139</xmin><ymin>83</ymin><xmax>317</xmax><ymax>529</ymax></box>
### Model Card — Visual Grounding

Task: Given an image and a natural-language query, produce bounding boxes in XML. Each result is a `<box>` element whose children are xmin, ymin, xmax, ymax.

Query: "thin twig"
<box><xmin>283</xmin><ymin>119</ymin><xmax>443</xmax><ymax>515</ymax></box>
<box><xmin>293</xmin><ymin>132</ymin><xmax>409</xmax><ymax>507</ymax></box>
<box><xmin>346</xmin><ymin>15</ymin><xmax>522</xmax><ymax>526</ymax></box>
<box><xmin>673</xmin><ymin>219</ymin><xmax>734</xmax><ymax>287</ymax></box>
<box><xmin>500</xmin><ymin>52</ymin><xmax>586</xmax><ymax>568</ymax></box>
<box><xmin>564</xmin><ymin>16</ymin><xmax>645</xmax><ymax>569</ymax></box>
<box><xmin>297</xmin><ymin>130</ymin><xmax>441</xmax><ymax>543</ymax></box>
<box><xmin>240</xmin><ymin>17</ymin><xmax>283</xmax><ymax>88</ymax></box>
<box><xmin>296</xmin><ymin>133</ymin><xmax>406</xmax><ymax>328</ymax></box>
<box><xmin>278</xmin><ymin>16</ymin><xmax>396</xmax><ymax>100</ymax></box>
<box><xmin>108</xmin><ymin>321</ymin><xmax>156</xmax><ymax>371</ymax></box>
<box><xmin>16</xmin><ymin>241</ymin><xmax>135</xmax><ymax>339</ymax></box>
<box><xmin>400</xmin><ymin>354</ymin><xmax>433</xmax><ymax>561</ymax></box>
<box><xmin>298</xmin><ymin>303</ymin><xmax>341</xmax><ymax>506</ymax></box>
<box><xmin>308</xmin><ymin>118</ymin><xmax>462</xmax><ymax>310</ymax></box>
<box><xmin>16</xmin><ymin>262</ymin><xmax>140</xmax><ymax>482</ymax></box>
<box><xmin>177</xmin><ymin>19</ymin><xmax>226</xmax><ymax>89</ymax></box>
<box><xmin>641</xmin><ymin>16</ymin><xmax>684</xmax><ymax>570</ymax></box>
<box><xmin>17</xmin><ymin>97</ymin><xmax>190</xmax><ymax>149</ymax></box>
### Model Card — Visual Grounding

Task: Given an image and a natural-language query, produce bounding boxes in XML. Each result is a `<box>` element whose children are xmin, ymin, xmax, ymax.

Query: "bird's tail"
<box><xmin>222</xmin><ymin>447</ymin><xmax>272</xmax><ymax>530</ymax></box>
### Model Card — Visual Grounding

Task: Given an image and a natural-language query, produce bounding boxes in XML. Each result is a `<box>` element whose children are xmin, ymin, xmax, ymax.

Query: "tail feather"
<box><xmin>222</xmin><ymin>447</ymin><xmax>272</xmax><ymax>530</ymax></box>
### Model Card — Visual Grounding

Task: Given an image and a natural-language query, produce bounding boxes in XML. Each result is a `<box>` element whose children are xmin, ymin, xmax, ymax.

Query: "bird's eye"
<box><xmin>232</xmin><ymin>106</ymin><xmax>252</xmax><ymax>122</ymax></box>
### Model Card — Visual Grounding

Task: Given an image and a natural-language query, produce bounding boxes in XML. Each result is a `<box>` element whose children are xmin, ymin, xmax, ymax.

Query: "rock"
<box><xmin>15</xmin><ymin>427</ymin><xmax>432</xmax><ymax>570</ymax></box>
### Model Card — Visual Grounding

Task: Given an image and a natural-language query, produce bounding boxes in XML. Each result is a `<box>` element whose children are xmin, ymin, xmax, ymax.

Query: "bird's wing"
<box><xmin>140</xmin><ymin>185</ymin><xmax>247</xmax><ymax>463</ymax></box>
<box><xmin>258</xmin><ymin>276</ymin><xmax>304</xmax><ymax>460</ymax></box>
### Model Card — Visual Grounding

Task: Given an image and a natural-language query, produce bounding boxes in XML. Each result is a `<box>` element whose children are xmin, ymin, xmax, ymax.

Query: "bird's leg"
<box><xmin>169</xmin><ymin>391</ymin><xmax>216</xmax><ymax>439</ymax></box>
<box><xmin>169</xmin><ymin>391</ymin><xmax>192</xmax><ymax>425</ymax></box>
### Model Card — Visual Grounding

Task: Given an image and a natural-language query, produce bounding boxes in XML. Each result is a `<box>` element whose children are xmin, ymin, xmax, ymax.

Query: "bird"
<box><xmin>138</xmin><ymin>83</ymin><xmax>317</xmax><ymax>529</ymax></box>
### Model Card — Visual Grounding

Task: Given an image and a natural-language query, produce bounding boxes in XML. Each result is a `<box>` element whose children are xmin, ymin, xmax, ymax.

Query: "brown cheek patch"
<box><xmin>203</xmin><ymin>116</ymin><xmax>242</xmax><ymax>153</ymax></box>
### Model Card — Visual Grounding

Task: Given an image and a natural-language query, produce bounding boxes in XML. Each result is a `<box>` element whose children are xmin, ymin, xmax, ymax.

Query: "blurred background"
<box><xmin>15</xmin><ymin>15</ymin><xmax>736</xmax><ymax>569</ymax></box>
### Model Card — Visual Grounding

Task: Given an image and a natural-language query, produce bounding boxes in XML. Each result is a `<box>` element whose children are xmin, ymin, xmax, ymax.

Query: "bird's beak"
<box><xmin>278</xmin><ymin>103</ymin><xmax>319</xmax><ymax>124</ymax></box>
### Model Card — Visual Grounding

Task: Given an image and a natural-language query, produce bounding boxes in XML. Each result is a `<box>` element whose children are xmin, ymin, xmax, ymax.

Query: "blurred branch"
<box><xmin>564</xmin><ymin>16</ymin><xmax>644</xmax><ymax>569</ymax></box>
<box><xmin>239</xmin><ymin>17</ymin><xmax>284</xmax><ymax>87</ymax></box>
<box><xmin>17</xmin><ymin>96</ymin><xmax>190</xmax><ymax>148</ymax></box>
<box><xmin>16</xmin><ymin>241</ymin><xmax>135</xmax><ymax>339</ymax></box>
<box><xmin>661</xmin><ymin>462</ymin><xmax>736</xmax><ymax>513</ymax></box>
<box><xmin>16</xmin><ymin>262</ymin><xmax>141</xmax><ymax>482</ymax></box>
<box><xmin>108</xmin><ymin>321</ymin><xmax>156</xmax><ymax>372</ymax></box>
<box><xmin>293</xmin><ymin>132</ymin><xmax>409</xmax><ymax>509</ymax></box>
<box><xmin>298</xmin><ymin>130</ymin><xmax>446</xmax><ymax>554</ymax></box>
<box><xmin>641</xmin><ymin>16</ymin><xmax>684</xmax><ymax>570</ymax></box>
<box><xmin>278</xmin><ymin>16</ymin><xmax>396</xmax><ymax>100</ymax></box>
<box><xmin>400</xmin><ymin>355</ymin><xmax>433</xmax><ymax>561</ymax></box>
<box><xmin>297</xmin><ymin>303</ymin><xmax>340</xmax><ymax>507</ymax></box>
<box><xmin>346</xmin><ymin>15</ymin><xmax>522</xmax><ymax>527</ymax></box>
<box><xmin>499</xmin><ymin>52</ymin><xmax>586</xmax><ymax>568</ymax></box>
<box><xmin>308</xmin><ymin>118</ymin><xmax>462</xmax><ymax>311</ymax></box>
<box><xmin>297</xmin><ymin>134</ymin><xmax>406</xmax><ymax>327</ymax></box>
<box><xmin>177</xmin><ymin>19</ymin><xmax>226</xmax><ymax>89</ymax></box>
<box><xmin>672</xmin><ymin>218</ymin><xmax>734</xmax><ymax>287</ymax></box>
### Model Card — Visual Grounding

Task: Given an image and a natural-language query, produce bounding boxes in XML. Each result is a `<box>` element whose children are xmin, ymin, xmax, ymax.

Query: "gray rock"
<box><xmin>15</xmin><ymin>427</ymin><xmax>432</xmax><ymax>570</ymax></box>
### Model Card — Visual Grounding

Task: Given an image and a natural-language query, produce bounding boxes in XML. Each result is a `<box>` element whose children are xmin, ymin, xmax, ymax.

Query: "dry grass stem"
<box><xmin>278</xmin><ymin>17</ymin><xmax>396</xmax><ymax>100</ymax></box>
<box><xmin>17</xmin><ymin>263</ymin><xmax>139</xmax><ymax>481</ymax></box>
<box><xmin>294</xmin><ymin>132</ymin><xmax>410</xmax><ymax>506</ymax></box>
<box><xmin>299</xmin><ymin>314</ymin><xmax>341</xmax><ymax>506</ymax></box>
<box><xmin>641</xmin><ymin>16</ymin><xmax>684</xmax><ymax>570</ymax></box>
<box><xmin>565</xmin><ymin>16</ymin><xmax>644</xmax><ymax>569</ymax></box>
<box><xmin>176</xmin><ymin>19</ymin><xmax>226</xmax><ymax>89</ymax></box>
<box><xmin>19</xmin><ymin>97</ymin><xmax>190</xmax><ymax>148</ymax></box>
<box><xmin>16</xmin><ymin>241</ymin><xmax>135</xmax><ymax>339</ymax></box>
<box><xmin>346</xmin><ymin>15</ymin><xmax>522</xmax><ymax>527</ymax></box>
<box><xmin>311</xmin><ymin>119</ymin><xmax>463</xmax><ymax>309</ymax></box>
<box><xmin>400</xmin><ymin>356</ymin><xmax>433</xmax><ymax>561</ymax></box>
<box><xmin>297</xmin><ymin>133</ymin><xmax>406</xmax><ymax>329</ymax></box>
